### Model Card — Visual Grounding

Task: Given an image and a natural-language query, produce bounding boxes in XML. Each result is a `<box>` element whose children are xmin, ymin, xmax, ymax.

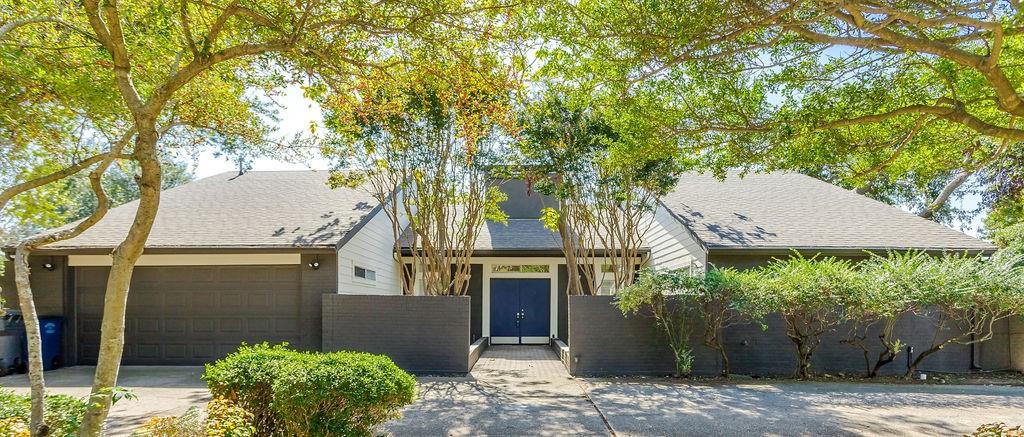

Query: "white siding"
<box><xmin>336</xmin><ymin>205</ymin><xmax>405</xmax><ymax>295</ymax></box>
<box><xmin>644</xmin><ymin>204</ymin><xmax>707</xmax><ymax>272</ymax></box>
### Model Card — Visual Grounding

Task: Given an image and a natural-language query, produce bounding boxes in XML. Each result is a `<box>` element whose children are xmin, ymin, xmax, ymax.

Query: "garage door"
<box><xmin>76</xmin><ymin>265</ymin><xmax>301</xmax><ymax>365</ymax></box>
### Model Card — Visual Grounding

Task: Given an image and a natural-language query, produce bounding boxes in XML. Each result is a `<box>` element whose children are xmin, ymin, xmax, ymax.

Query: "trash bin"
<box><xmin>0</xmin><ymin>334</ymin><xmax>23</xmax><ymax>376</ymax></box>
<box><xmin>37</xmin><ymin>317</ymin><xmax>63</xmax><ymax>371</ymax></box>
<box><xmin>2</xmin><ymin>312</ymin><xmax>27</xmax><ymax>374</ymax></box>
<box><xmin>3</xmin><ymin>312</ymin><xmax>63</xmax><ymax>372</ymax></box>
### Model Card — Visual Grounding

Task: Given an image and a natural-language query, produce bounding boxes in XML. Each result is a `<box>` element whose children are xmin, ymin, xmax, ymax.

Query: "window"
<box><xmin>491</xmin><ymin>264</ymin><xmax>550</xmax><ymax>273</ymax></box>
<box><xmin>354</xmin><ymin>266</ymin><xmax>376</xmax><ymax>281</ymax></box>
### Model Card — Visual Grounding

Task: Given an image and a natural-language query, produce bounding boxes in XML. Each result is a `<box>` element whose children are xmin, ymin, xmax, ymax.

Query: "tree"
<box><xmin>325</xmin><ymin>43</ymin><xmax>520</xmax><ymax>296</ymax></box>
<box><xmin>3</xmin><ymin>0</ymin><xmax>509</xmax><ymax>432</ymax></box>
<box><xmin>518</xmin><ymin>95</ymin><xmax>682</xmax><ymax>295</ymax></box>
<box><xmin>699</xmin><ymin>267</ymin><xmax>761</xmax><ymax>377</ymax></box>
<box><xmin>6</xmin><ymin>158</ymin><xmax>193</xmax><ymax>232</ymax></box>
<box><xmin>617</xmin><ymin>268</ymin><xmax>702</xmax><ymax>376</ymax></box>
<box><xmin>904</xmin><ymin>250</ymin><xmax>1024</xmax><ymax>378</ymax></box>
<box><xmin>844</xmin><ymin>251</ymin><xmax>927</xmax><ymax>377</ymax></box>
<box><xmin>754</xmin><ymin>255</ymin><xmax>858</xmax><ymax>379</ymax></box>
<box><xmin>539</xmin><ymin>1</ymin><xmax>1024</xmax><ymax>226</ymax></box>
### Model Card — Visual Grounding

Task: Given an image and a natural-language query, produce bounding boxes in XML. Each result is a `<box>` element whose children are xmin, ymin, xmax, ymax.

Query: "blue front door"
<box><xmin>490</xmin><ymin>278</ymin><xmax>550</xmax><ymax>344</ymax></box>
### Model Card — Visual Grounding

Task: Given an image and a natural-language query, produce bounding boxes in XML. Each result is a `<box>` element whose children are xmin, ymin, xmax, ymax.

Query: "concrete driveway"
<box><xmin>1</xmin><ymin>352</ymin><xmax>1022</xmax><ymax>436</ymax></box>
<box><xmin>1</xmin><ymin>366</ymin><xmax>209</xmax><ymax>435</ymax></box>
<box><xmin>386</xmin><ymin>345</ymin><xmax>1024</xmax><ymax>436</ymax></box>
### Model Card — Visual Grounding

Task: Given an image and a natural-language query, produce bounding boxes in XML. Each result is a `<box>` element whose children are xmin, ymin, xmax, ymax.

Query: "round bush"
<box><xmin>203</xmin><ymin>343</ymin><xmax>417</xmax><ymax>437</ymax></box>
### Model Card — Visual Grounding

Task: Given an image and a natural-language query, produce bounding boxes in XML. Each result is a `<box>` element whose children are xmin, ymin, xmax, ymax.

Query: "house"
<box><xmin>1</xmin><ymin>170</ymin><xmax>1017</xmax><ymax>375</ymax></box>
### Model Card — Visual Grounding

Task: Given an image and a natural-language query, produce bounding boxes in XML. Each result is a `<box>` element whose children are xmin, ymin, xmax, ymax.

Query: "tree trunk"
<box><xmin>78</xmin><ymin>130</ymin><xmax>162</xmax><ymax>436</ymax></box>
<box><xmin>904</xmin><ymin>342</ymin><xmax>948</xmax><ymax>379</ymax></box>
<box><xmin>794</xmin><ymin>342</ymin><xmax>813</xmax><ymax>379</ymax></box>
<box><xmin>8</xmin><ymin>146</ymin><xmax>118</xmax><ymax>437</ymax></box>
<box><xmin>13</xmin><ymin>250</ymin><xmax>48</xmax><ymax>437</ymax></box>
<box><xmin>869</xmin><ymin>348</ymin><xmax>897</xmax><ymax>378</ymax></box>
<box><xmin>713</xmin><ymin>342</ymin><xmax>730</xmax><ymax>377</ymax></box>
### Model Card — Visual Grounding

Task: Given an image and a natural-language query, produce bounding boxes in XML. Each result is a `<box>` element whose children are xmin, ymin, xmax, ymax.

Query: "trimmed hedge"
<box><xmin>0</xmin><ymin>389</ymin><xmax>86</xmax><ymax>437</ymax></box>
<box><xmin>203</xmin><ymin>343</ymin><xmax>417</xmax><ymax>436</ymax></box>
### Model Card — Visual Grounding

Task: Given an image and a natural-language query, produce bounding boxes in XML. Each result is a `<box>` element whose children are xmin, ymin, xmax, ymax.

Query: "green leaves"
<box><xmin>753</xmin><ymin>254</ymin><xmax>859</xmax><ymax>315</ymax></box>
<box><xmin>203</xmin><ymin>343</ymin><xmax>417</xmax><ymax>436</ymax></box>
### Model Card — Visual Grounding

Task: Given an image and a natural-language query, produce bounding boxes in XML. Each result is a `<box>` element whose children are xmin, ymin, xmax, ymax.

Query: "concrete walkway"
<box><xmin>383</xmin><ymin>345</ymin><xmax>612</xmax><ymax>436</ymax></box>
<box><xmin>1</xmin><ymin>366</ymin><xmax>209</xmax><ymax>435</ymax></box>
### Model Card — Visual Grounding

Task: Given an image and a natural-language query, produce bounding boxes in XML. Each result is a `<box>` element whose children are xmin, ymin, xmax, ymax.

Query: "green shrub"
<box><xmin>970</xmin><ymin>422</ymin><xmax>1023</xmax><ymax>437</ymax></box>
<box><xmin>616</xmin><ymin>269</ymin><xmax>702</xmax><ymax>377</ymax></box>
<box><xmin>0</xmin><ymin>389</ymin><xmax>86</xmax><ymax>437</ymax></box>
<box><xmin>203</xmin><ymin>343</ymin><xmax>417</xmax><ymax>437</ymax></box>
<box><xmin>202</xmin><ymin>343</ymin><xmax>292</xmax><ymax>432</ymax></box>
<box><xmin>132</xmin><ymin>407</ymin><xmax>204</xmax><ymax>437</ymax></box>
<box><xmin>205</xmin><ymin>397</ymin><xmax>255</xmax><ymax>437</ymax></box>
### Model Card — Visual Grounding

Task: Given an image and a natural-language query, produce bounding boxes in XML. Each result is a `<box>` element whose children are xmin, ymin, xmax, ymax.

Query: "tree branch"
<box><xmin>0</xmin><ymin>16</ymin><xmax>97</xmax><ymax>41</ymax></box>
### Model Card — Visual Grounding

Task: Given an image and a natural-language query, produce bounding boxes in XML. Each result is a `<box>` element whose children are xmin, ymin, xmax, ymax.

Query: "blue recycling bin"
<box><xmin>16</xmin><ymin>316</ymin><xmax>64</xmax><ymax>371</ymax></box>
<box><xmin>38</xmin><ymin>317</ymin><xmax>63</xmax><ymax>371</ymax></box>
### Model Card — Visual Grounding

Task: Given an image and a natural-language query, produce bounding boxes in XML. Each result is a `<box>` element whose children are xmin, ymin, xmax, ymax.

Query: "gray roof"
<box><xmin>37</xmin><ymin>170</ymin><xmax>992</xmax><ymax>253</ymax></box>
<box><xmin>662</xmin><ymin>171</ymin><xmax>995</xmax><ymax>252</ymax></box>
<box><xmin>42</xmin><ymin>171</ymin><xmax>378</xmax><ymax>250</ymax></box>
<box><xmin>399</xmin><ymin>219</ymin><xmax>562</xmax><ymax>252</ymax></box>
<box><xmin>476</xmin><ymin>219</ymin><xmax>562</xmax><ymax>251</ymax></box>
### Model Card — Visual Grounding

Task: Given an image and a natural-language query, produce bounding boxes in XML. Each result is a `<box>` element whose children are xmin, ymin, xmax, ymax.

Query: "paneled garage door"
<box><xmin>76</xmin><ymin>265</ymin><xmax>301</xmax><ymax>365</ymax></box>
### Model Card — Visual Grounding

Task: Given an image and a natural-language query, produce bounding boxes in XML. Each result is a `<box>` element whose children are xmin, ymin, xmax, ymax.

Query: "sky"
<box><xmin>186</xmin><ymin>85</ymin><xmax>331</xmax><ymax>179</ymax></box>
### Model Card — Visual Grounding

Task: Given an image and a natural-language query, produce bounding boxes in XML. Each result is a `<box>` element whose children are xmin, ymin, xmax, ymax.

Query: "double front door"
<box><xmin>489</xmin><ymin>278</ymin><xmax>550</xmax><ymax>345</ymax></box>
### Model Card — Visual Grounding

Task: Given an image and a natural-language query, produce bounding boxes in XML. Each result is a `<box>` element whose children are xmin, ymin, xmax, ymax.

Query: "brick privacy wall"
<box><xmin>299</xmin><ymin>254</ymin><xmax>337</xmax><ymax>351</ymax></box>
<box><xmin>568</xmin><ymin>296</ymin><xmax>1010</xmax><ymax>377</ymax></box>
<box><xmin>568</xmin><ymin>295</ymin><xmax>677</xmax><ymax>375</ymax></box>
<box><xmin>1012</xmin><ymin>317</ymin><xmax>1024</xmax><ymax>371</ymax></box>
<box><xmin>322</xmin><ymin>295</ymin><xmax>472</xmax><ymax>373</ymax></box>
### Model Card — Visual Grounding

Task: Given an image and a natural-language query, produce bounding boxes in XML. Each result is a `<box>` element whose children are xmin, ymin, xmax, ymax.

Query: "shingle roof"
<box><xmin>42</xmin><ymin>171</ymin><xmax>378</xmax><ymax>250</ymax></box>
<box><xmin>662</xmin><ymin>171</ymin><xmax>995</xmax><ymax>252</ymax></box>
<box><xmin>38</xmin><ymin>170</ymin><xmax>993</xmax><ymax>253</ymax></box>
<box><xmin>476</xmin><ymin>219</ymin><xmax>562</xmax><ymax>251</ymax></box>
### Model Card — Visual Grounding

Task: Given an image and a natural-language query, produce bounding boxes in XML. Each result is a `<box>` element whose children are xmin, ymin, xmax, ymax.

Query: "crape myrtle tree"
<box><xmin>699</xmin><ymin>267</ymin><xmax>762</xmax><ymax>377</ymax></box>
<box><xmin>754</xmin><ymin>255</ymin><xmax>859</xmax><ymax>379</ymax></box>
<box><xmin>2</xmin><ymin>0</ymin><xmax>519</xmax><ymax>433</ymax></box>
<box><xmin>843</xmin><ymin>251</ymin><xmax>928</xmax><ymax>378</ymax></box>
<box><xmin>518</xmin><ymin>94</ymin><xmax>682</xmax><ymax>295</ymax></box>
<box><xmin>325</xmin><ymin>43</ymin><xmax>521</xmax><ymax>296</ymax></box>
<box><xmin>904</xmin><ymin>250</ymin><xmax>1024</xmax><ymax>378</ymax></box>
<box><xmin>617</xmin><ymin>266</ymin><xmax>763</xmax><ymax>377</ymax></box>
<box><xmin>539</xmin><ymin>0</ymin><xmax>1024</xmax><ymax>227</ymax></box>
<box><xmin>616</xmin><ymin>268</ymin><xmax>703</xmax><ymax>376</ymax></box>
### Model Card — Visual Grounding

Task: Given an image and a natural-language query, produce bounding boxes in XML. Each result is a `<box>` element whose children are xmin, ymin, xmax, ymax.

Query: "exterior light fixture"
<box><xmin>307</xmin><ymin>256</ymin><xmax>321</xmax><ymax>270</ymax></box>
<box><xmin>42</xmin><ymin>258</ymin><xmax>55</xmax><ymax>271</ymax></box>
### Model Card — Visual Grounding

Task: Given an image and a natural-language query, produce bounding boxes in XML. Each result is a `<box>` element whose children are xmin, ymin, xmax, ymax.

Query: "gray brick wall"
<box><xmin>567</xmin><ymin>296</ymin><xmax>1012</xmax><ymax>377</ymax></box>
<box><xmin>1011</xmin><ymin>317</ymin><xmax>1024</xmax><ymax>371</ymax></box>
<box><xmin>299</xmin><ymin>254</ymin><xmax>337</xmax><ymax>351</ymax></box>
<box><xmin>567</xmin><ymin>296</ymin><xmax>677</xmax><ymax>375</ymax></box>
<box><xmin>322</xmin><ymin>295</ymin><xmax>472</xmax><ymax>373</ymax></box>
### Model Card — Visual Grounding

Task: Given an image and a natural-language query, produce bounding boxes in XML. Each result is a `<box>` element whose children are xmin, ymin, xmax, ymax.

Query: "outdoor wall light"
<box><xmin>41</xmin><ymin>262</ymin><xmax>55</xmax><ymax>271</ymax></box>
<box><xmin>307</xmin><ymin>256</ymin><xmax>321</xmax><ymax>270</ymax></box>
